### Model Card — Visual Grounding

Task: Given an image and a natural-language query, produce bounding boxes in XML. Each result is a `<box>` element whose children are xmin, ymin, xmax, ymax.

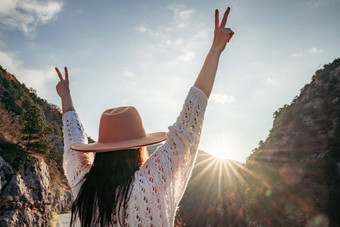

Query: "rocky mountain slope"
<box><xmin>0</xmin><ymin>66</ymin><xmax>71</xmax><ymax>226</ymax></box>
<box><xmin>241</xmin><ymin>58</ymin><xmax>340</xmax><ymax>226</ymax></box>
<box><xmin>175</xmin><ymin>58</ymin><xmax>340</xmax><ymax>226</ymax></box>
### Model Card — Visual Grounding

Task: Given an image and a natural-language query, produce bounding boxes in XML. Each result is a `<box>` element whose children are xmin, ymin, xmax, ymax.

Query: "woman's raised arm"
<box><xmin>194</xmin><ymin>7</ymin><xmax>234</xmax><ymax>97</ymax></box>
<box><xmin>55</xmin><ymin>67</ymin><xmax>94</xmax><ymax>195</ymax></box>
<box><xmin>135</xmin><ymin>7</ymin><xmax>234</xmax><ymax>223</ymax></box>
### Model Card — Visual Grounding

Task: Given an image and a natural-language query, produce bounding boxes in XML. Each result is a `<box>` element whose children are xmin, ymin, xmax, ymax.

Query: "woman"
<box><xmin>55</xmin><ymin>6</ymin><xmax>234</xmax><ymax>227</ymax></box>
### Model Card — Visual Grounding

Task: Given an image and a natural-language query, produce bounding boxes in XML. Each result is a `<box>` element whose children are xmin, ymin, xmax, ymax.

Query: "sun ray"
<box><xmin>194</xmin><ymin>156</ymin><xmax>217</xmax><ymax>168</ymax></box>
<box><xmin>190</xmin><ymin>158</ymin><xmax>217</xmax><ymax>184</ymax></box>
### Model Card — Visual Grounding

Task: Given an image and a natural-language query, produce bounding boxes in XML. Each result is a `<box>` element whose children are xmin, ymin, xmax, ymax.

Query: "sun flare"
<box><xmin>204</xmin><ymin>142</ymin><xmax>244</xmax><ymax>162</ymax></box>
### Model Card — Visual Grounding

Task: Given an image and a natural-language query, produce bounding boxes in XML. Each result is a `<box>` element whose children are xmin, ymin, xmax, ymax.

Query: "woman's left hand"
<box><xmin>55</xmin><ymin>66</ymin><xmax>75</xmax><ymax>114</ymax></box>
<box><xmin>55</xmin><ymin>67</ymin><xmax>71</xmax><ymax>98</ymax></box>
<box><xmin>211</xmin><ymin>7</ymin><xmax>234</xmax><ymax>54</ymax></box>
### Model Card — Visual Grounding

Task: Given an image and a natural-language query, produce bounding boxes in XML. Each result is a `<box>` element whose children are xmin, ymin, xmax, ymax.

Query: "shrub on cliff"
<box><xmin>21</xmin><ymin>105</ymin><xmax>52</xmax><ymax>155</ymax></box>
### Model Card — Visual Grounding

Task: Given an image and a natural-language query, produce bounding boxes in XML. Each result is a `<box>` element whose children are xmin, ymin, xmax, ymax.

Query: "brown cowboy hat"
<box><xmin>71</xmin><ymin>106</ymin><xmax>166</xmax><ymax>152</ymax></box>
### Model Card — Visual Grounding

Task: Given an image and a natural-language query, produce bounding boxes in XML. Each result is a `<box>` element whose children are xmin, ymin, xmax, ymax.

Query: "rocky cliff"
<box><xmin>0</xmin><ymin>156</ymin><xmax>71</xmax><ymax>226</ymax></box>
<box><xmin>243</xmin><ymin>58</ymin><xmax>340</xmax><ymax>226</ymax></box>
<box><xmin>0</xmin><ymin>65</ymin><xmax>72</xmax><ymax>226</ymax></box>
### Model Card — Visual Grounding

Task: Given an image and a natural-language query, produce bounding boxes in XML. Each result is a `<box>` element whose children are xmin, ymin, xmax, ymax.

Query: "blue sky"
<box><xmin>0</xmin><ymin>0</ymin><xmax>339</xmax><ymax>162</ymax></box>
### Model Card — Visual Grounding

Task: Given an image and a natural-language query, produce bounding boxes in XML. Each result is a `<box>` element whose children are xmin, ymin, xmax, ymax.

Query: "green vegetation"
<box><xmin>0</xmin><ymin>140</ymin><xmax>28</xmax><ymax>171</ymax></box>
<box><xmin>0</xmin><ymin>66</ymin><xmax>66</xmax><ymax>189</ymax></box>
<box><xmin>21</xmin><ymin>105</ymin><xmax>52</xmax><ymax>155</ymax></box>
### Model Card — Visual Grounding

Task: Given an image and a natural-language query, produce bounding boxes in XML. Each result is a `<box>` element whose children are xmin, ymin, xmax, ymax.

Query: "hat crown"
<box><xmin>98</xmin><ymin>106</ymin><xmax>146</xmax><ymax>143</ymax></box>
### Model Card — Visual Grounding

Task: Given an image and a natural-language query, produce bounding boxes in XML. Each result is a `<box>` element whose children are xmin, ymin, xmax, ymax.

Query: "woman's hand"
<box><xmin>55</xmin><ymin>67</ymin><xmax>71</xmax><ymax>98</ymax></box>
<box><xmin>55</xmin><ymin>66</ymin><xmax>75</xmax><ymax>114</ymax></box>
<box><xmin>194</xmin><ymin>7</ymin><xmax>234</xmax><ymax>97</ymax></box>
<box><xmin>211</xmin><ymin>7</ymin><xmax>234</xmax><ymax>54</ymax></box>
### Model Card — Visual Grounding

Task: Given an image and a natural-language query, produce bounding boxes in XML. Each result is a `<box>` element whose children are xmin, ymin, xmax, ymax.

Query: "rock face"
<box><xmin>0</xmin><ymin>64</ymin><xmax>72</xmax><ymax>225</ymax></box>
<box><xmin>267</xmin><ymin>59</ymin><xmax>340</xmax><ymax>157</ymax></box>
<box><xmin>243</xmin><ymin>59</ymin><xmax>340</xmax><ymax>226</ymax></box>
<box><xmin>0</xmin><ymin>156</ymin><xmax>72</xmax><ymax>226</ymax></box>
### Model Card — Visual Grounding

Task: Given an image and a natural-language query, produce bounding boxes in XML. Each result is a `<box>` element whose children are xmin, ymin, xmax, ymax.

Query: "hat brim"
<box><xmin>71</xmin><ymin>132</ymin><xmax>166</xmax><ymax>152</ymax></box>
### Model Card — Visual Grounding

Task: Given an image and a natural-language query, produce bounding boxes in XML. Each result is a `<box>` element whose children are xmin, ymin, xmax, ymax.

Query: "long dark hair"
<box><xmin>70</xmin><ymin>148</ymin><xmax>147</xmax><ymax>227</ymax></box>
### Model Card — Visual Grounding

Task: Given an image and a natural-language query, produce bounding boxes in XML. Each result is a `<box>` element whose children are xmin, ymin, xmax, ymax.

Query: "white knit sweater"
<box><xmin>62</xmin><ymin>86</ymin><xmax>208</xmax><ymax>226</ymax></box>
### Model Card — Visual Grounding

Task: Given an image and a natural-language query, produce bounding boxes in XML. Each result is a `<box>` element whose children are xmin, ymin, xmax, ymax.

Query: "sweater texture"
<box><xmin>62</xmin><ymin>86</ymin><xmax>208</xmax><ymax>226</ymax></box>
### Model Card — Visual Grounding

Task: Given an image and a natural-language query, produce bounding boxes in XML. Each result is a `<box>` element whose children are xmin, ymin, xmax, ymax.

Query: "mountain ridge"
<box><xmin>1</xmin><ymin>59</ymin><xmax>340</xmax><ymax>226</ymax></box>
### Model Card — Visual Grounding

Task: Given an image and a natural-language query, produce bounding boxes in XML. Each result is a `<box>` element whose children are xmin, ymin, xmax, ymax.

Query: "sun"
<box><xmin>205</xmin><ymin>142</ymin><xmax>244</xmax><ymax>162</ymax></box>
<box><xmin>210</xmin><ymin>147</ymin><xmax>230</xmax><ymax>160</ymax></box>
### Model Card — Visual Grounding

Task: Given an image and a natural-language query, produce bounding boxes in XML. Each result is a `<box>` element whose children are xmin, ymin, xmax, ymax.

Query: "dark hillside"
<box><xmin>243</xmin><ymin>58</ymin><xmax>340</xmax><ymax>226</ymax></box>
<box><xmin>0</xmin><ymin>65</ymin><xmax>65</xmax><ymax>188</ymax></box>
<box><xmin>175</xmin><ymin>58</ymin><xmax>340</xmax><ymax>226</ymax></box>
<box><xmin>177</xmin><ymin>150</ymin><xmax>246</xmax><ymax>226</ymax></box>
<box><xmin>0</xmin><ymin>65</ymin><xmax>71</xmax><ymax>226</ymax></box>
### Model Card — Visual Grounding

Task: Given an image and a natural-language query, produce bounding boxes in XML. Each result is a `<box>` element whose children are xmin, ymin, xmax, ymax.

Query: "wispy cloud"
<box><xmin>135</xmin><ymin>25</ymin><xmax>163</xmax><ymax>38</ymax></box>
<box><xmin>136</xmin><ymin>25</ymin><xmax>147</xmax><ymax>33</ymax></box>
<box><xmin>135</xmin><ymin>3</ymin><xmax>199</xmax><ymax>64</ymax></box>
<box><xmin>291</xmin><ymin>47</ymin><xmax>323</xmax><ymax>57</ymax></box>
<box><xmin>309</xmin><ymin>47</ymin><xmax>323</xmax><ymax>53</ymax></box>
<box><xmin>210</xmin><ymin>93</ymin><xmax>235</xmax><ymax>104</ymax></box>
<box><xmin>310</xmin><ymin>0</ymin><xmax>332</xmax><ymax>8</ymax></box>
<box><xmin>266</xmin><ymin>77</ymin><xmax>278</xmax><ymax>85</ymax></box>
<box><xmin>167</xmin><ymin>3</ymin><xmax>194</xmax><ymax>28</ymax></box>
<box><xmin>292</xmin><ymin>52</ymin><xmax>304</xmax><ymax>57</ymax></box>
<box><xmin>177</xmin><ymin>49</ymin><xmax>195</xmax><ymax>62</ymax></box>
<box><xmin>0</xmin><ymin>0</ymin><xmax>63</xmax><ymax>38</ymax></box>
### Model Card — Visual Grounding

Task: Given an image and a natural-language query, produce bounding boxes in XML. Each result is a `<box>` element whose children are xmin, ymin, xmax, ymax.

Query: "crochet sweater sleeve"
<box><xmin>132</xmin><ymin>86</ymin><xmax>208</xmax><ymax>226</ymax></box>
<box><xmin>62</xmin><ymin>111</ymin><xmax>95</xmax><ymax>196</ymax></box>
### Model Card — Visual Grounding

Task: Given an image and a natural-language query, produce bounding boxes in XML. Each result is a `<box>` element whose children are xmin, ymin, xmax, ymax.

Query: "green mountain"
<box><xmin>0</xmin><ymin>65</ymin><xmax>70</xmax><ymax>226</ymax></box>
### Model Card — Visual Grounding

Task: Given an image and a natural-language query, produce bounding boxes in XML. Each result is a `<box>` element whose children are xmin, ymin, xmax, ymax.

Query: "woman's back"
<box><xmin>56</xmin><ymin>5</ymin><xmax>233</xmax><ymax>226</ymax></box>
<box><xmin>63</xmin><ymin>87</ymin><xmax>208</xmax><ymax>226</ymax></box>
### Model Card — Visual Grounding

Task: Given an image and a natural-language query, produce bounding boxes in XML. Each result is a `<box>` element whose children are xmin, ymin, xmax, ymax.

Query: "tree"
<box><xmin>21</xmin><ymin>105</ymin><xmax>52</xmax><ymax>155</ymax></box>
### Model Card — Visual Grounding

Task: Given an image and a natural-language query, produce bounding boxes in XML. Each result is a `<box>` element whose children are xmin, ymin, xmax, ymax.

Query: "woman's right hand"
<box><xmin>211</xmin><ymin>7</ymin><xmax>234</xmax><ymax>54</ymax></box>
<box><xmin>55</xmin><ymin>67</ymin><xmax>71</xmax><ymax>98</ymax></box>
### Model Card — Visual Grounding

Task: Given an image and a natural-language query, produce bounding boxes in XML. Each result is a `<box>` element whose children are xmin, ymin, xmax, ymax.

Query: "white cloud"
<box><xmin>136</xmin><ymin>25</ymin><xmax>147</xmax><ymax>33</ymax></box>
<box><xmin>135</xmin><ymin>25</ymin><xmax>163</xmax><ymax>38</ymax></box>
<box><xmin>291</xmin><ymin>47</ymin><xmax>323</xmax><ymax>57</ymax></box>
<box><xmin>310</xmin><ymin>0</ymin><xmax>332</xmax><ymax>8</ymax></box>
<box><xmin>292</xmin><ymin>52</ymin><xmax>303</xmax><ymax>57</ymax></box>
<box><xmin>210</xmin><ymin>93</ymin><xmax>235</xmax><ymax>104</ymax></box>
<box><xmin>0</xmin><ymin>50</ymin><xmax>55</xmax><ymax>97</ymax></box>
<box><xmin>266</xmin><ymin>77</ymin><xmax>278</xmax><ymax>85</ymax></box>
<box><xmin>178</xmin><ymin>49</ymin><xmax>195</xmax><ymax>62</ymax></box>
<box><xmin>167</xmin><ymin>3</ymin><xmax>194</xmax><ymax>28</ymax></box>
<box><xmin>166</xmin><ymin>38</ymin><xmax>183</xmax><ymax>47</ymax></box>
<box><xmin>0</xmin><ymin>0</ymin><xmax>63</xmax><ymax>38</ymax></box>
<box><xmin>123</xmin><ymin>68</ymin><xmax>135</xmax><ymax>78</ymax></box>
<box><xmin>309</xmin><ymin>47</ymin><xmax>323</xmax><ymax>53</ymax></box>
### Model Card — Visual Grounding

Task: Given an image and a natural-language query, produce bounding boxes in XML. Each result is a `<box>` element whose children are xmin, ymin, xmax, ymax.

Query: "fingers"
<box><xmin>64</xmin><ymin>67</ymin><xmax>69</xmax><ymax>81</ymax></box>
<box><xmin>55</xmin><ymin>67</ymin><xmax>63</xmax><ymax>81</ymax></box>
<box><xmin>55</xmin><ymin>66</ymin><xmax>69</xmax><ymax>81</ymax></box>
<box><xmin>215</xmin><ymin>9</ymin><xmax>219</xmax><ymax>29</ymax></box>
<box><xmin>220</xmin><ymin>7</ymin><xmax>230</xmax><ymax>28</ymax></box>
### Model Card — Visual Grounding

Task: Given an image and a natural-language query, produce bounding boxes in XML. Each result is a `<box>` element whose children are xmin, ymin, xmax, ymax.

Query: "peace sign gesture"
<box><xmin>55</xmin><ymin>66</ymin><xmax>71</xmax><ymax>98</ymax></box>
<box><xmin>211</xmin><ymin>7</ymin><xmax>234</xmax><ymax>53</ymax></box>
